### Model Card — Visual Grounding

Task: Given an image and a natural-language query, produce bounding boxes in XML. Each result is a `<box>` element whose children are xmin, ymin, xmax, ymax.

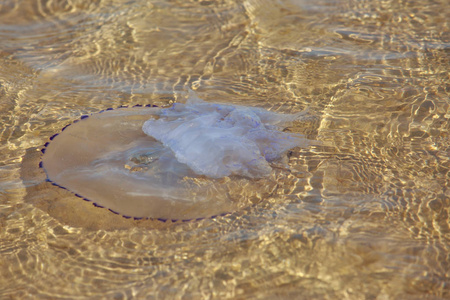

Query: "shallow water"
<box><xmin>1</xmin><ymin>0</ymin><xmax>449</xmax><ymax>298</ymax></box>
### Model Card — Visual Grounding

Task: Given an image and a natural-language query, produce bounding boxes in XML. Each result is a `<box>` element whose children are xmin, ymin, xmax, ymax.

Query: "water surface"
<box><xmin>0</xmin><ymin>0</ymin><xmax>449</xmax><ymax>298</ymax></box>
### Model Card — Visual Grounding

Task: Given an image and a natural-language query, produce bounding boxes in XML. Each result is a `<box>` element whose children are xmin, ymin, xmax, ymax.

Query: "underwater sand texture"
<box><xmin>1</xmin><ymin>0</ymin><xmax>449</xmax><ymax>298</ymax></box>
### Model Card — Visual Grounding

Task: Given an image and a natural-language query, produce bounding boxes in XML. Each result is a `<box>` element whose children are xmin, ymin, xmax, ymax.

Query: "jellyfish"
<box><xmin>41</xmin><ymin>92</ymin><xmax>317</xmax><ymax>221</ymax></box>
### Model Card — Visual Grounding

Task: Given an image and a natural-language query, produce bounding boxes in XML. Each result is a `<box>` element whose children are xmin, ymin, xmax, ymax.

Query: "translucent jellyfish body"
<box><xmin>41</xmin><ymin>94</ymin><xmax>316</xmax><ymax>221</ymax></box>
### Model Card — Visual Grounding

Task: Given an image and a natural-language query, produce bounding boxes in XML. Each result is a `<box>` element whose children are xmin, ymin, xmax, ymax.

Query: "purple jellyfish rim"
<box><xmin>39</xmin><ymin>103</ymin><xmax>232</xmax><ymax>223</ymax></box>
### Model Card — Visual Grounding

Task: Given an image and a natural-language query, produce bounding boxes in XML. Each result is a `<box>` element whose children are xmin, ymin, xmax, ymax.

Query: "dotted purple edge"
<box><xmin>39</xmin><ymin>104</ymin><xmax>231</xmax><ymax>223</ymax></box>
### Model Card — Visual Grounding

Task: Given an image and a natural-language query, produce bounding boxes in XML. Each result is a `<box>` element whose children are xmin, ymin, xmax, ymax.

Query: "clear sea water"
<box><xmin>0</xmin><ymin>0</ymin><xmax>449</xmax><ymax>298</ymax></box>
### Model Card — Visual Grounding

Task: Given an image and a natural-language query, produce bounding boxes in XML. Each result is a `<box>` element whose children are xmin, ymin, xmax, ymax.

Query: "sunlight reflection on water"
<box><xmin>0</xmin><ymin>0</ymin><xmax>448</xmax><ymax>298</ymax></box>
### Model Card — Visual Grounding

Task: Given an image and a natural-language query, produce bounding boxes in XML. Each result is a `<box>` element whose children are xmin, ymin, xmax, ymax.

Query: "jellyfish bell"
<box><xmin>41</xmin><ymin>94</ymin><xmax>317</xmax><ymax>222</ymax></box>
<box><xmin>41</xmin><ymin>106</ymin><xmax>247</xmax><ymax>221</ymax></box>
